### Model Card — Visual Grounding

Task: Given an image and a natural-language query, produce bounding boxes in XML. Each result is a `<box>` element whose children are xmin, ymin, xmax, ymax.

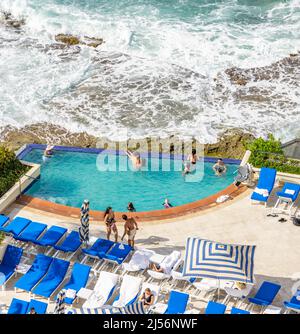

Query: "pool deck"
<box><xmin>1</xmin><ymin>185</ymin><xmax>300</xmax><ymax>313</ymax></box>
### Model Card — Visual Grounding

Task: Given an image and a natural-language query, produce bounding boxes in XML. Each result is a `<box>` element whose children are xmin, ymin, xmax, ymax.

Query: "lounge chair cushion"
<box><xmin>101</xmin><ymin>243</ymin><xmax>132</xmax><ymax>264</ymax></box>
<box><xmin>27</xmin><ymin>299</ymin><xmax>48</xmax><ymax>314</ymax></box>
<box><xmin>14</xmin><ymin>254</ymin><xmax>53</xmax><ymax>292</ymax></box>
<box><xmin>7</xmin><ymin>298</ymin><xmax>29</xmax><ymax>314</ymax></box>
<box><xmin>0</xmin><ymin>217</ymin><xmax>31</xmax><ymax>236</ymax></box>
<box><xmin>62</xmin><ymin>263</ymin><xmax>91</xmax><ymax>304</ymax></box>
<box><xmin>251</xmin><ymin>167</ymin><xmax>277</xmax><ymax>202</ymax></box>
<box><xmin>0</xmin><ymin>215</ymin><xmax>9</xmax><ymax>228</ymax></box>
<box><xmin>112</xmin><ymin>275</ymin><xmax>143</xmax><ymax>308</ymax></box>
<box><xmin>0</xmin><ymin>245</ymin><xmax>23</xmax><ymax>282</ymax></box>
<box><xmin>34</xmin><ymin>225</ymin><xmax>67</xmax><ymax>247</ymax></box>
<box><xmin>54</xmin><ymin>231</ymin><xmax>82</xmax><ymax>253</ymax></box>
<box><xmin>14</xmin><ymin>222</ymin><xmax>47</xmax><ymax>243</ymax></box>
<box><xmin>82</xmin><ymin>239</ymin><xmax>114</xmax><ymax>257</ymax></box>
<box><xmin>165</xmin><ymin>291</ymin><xmax>189</xmax><ymax>314</ymax></box>
<box><xmin>32</xmin><ymin>258</ymin><xmax>70</xmax><ymax>298</ymax></box>
<box><xmin>205</xmin><ymin>301</ymin><xmax>226</xmax><ymax>314</ymax></box>
<box><xmin>248</xmin><ymin>281</ymin><xmax>281</xmax><ymax>306</ymax></box>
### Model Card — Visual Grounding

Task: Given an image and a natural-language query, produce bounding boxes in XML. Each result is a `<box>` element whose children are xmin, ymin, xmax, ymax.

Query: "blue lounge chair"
<box><xmin>27</xmin><ymin>299</ymin><xmax>48</xmax><ymax>314</ymax></box>
<box><xmin>248</xmin><ymin>281</ymin><xmax>281</xmax><ymax>312</ymax></box>
<box><xmin>14</xmin><ymin>222</ymin><xmax>47</xmax><ymax>243</ymax></box>
<box><xmin>283</xmin><ymin>291</ymin><xmax>300</xmax><ymax>313</ymax></box>
<box><xmin>33</xmin><ymin>225</ymin><xmax>67</xmax><ymax>247</ymax></box>
<box><xmin>0</xmin><ymin>217</ymin><xmax>31</xmax><ymax>237</ymax></box>
<box><xmin>53</xmin><ymin>231</ymin><xmax>82</xmax><ymax>259</ymax></box>
<box><xmin>32</xmin><ymin>258</ymin><xmax>70</xmax><ymax>299</ymax></box>
<box><xmin>7</xmin><ymin>298</ymin><xmax>28</xmax><ymax>314</ymax></box>
<box><xmin>164</xmin><ymin>291</ymin><xmax>189</xmax><ymax>314</ymax></box>
<box><xmin>100</xmin><ymin>243</ymin><xmax>132</xmax><ymax>266</ymax></box>
<box><xmin>205</xmin><ymin>301</ymin><xmax>226</xmax><ymax>314</ymax></box>
<box><xmin>273</xmin><ymin>182</ymin><xmax>300</xmax><ymax>216</ymax></box>
<box><xmin>0</xmin><ymin>215</ymin><xmax>9</xmax><ymax>228</ymax></box>
<box><xmin>61</xmin><ymin>263</ymin><xmax>91</xmax><ymax>304</ymax></box>
<box><xmin>231</xmin><ymin>307</ymin><xmax>250</xmax><ymax>314</ymax></box>
<box><xmin>82</xmin><ymin>238</ymin><xmax>114</xmax><ymax>259</ymax></box>
<box><xmin>7</xmin><ymin>298</ymin><xmax>48</xmax><ymax>314</ymax></box>
<box><xmin>251</xmin><ymin>167</ymin><xmax>277</xmax><ymax>205</ymax></box>
<box><xmin>14</xmin><ymin>254</ymin><xmax>53</xmax><ymax>292</ymax></box>
<box><xmin>0</xmin><ymin>245</ymin><xmax>23</xmax><ymax>289</ymax></box>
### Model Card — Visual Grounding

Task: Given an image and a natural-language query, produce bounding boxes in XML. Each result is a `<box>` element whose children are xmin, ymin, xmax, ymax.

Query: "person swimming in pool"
<box><xmin>213</xmin><ymin>159</ymin><xmax>227</xmax><ymax>176</ymax></box>
<box><xmin>163</xmin><ymin>198</ymin><xmax>173</xmax><ymax>209</ymax></box>
<box><xmin>126</xmin><ymin>150</ymin><xmax>144</xmax><ymax>170</ymax></box>
<box><xmin>44</xmin><ymin>145</ymin><xmax>54</xmax><ymax>157</ymax></box>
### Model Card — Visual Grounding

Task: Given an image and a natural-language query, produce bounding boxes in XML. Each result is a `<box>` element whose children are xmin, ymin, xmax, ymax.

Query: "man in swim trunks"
<box><xmin>121</xmin><ymin>214</ymin><xmax>138</xmax><ymax>248</ymax></box>
<box><xmin>213</xmin><ymin>158</ymin><xmax>227</xmax><ymax>176</ymax></box>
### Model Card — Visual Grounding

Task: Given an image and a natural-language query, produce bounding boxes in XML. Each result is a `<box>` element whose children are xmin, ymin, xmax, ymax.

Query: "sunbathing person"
<box><xmin>29</xmin><ymin>307</ymin><xmax>37</xmax><ymax>314</ymax></box>
<box><xmin>139</xmin><ymin>288</ymin><xmax>154</xmax><ymax>308</ymax></box>
<box><xmin>213</xmin><ymin>159</ymin><xmax>227</xmax><ymax>176</ymax></box>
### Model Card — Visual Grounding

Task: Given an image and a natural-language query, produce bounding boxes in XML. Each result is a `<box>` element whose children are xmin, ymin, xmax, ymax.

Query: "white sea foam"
<box><xmin>0</xmin><ymin>0</ymin><xmax>299</xmax><ymax>143</ymax></box>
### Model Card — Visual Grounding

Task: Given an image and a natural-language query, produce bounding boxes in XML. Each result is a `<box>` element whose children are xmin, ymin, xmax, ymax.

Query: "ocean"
<box><xmin>0</xmin><ymin>0</ymin><xmax>299</xmax><ymax>143</ymax></box>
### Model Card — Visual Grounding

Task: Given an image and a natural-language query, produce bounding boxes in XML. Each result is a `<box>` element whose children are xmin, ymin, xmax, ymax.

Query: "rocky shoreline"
<box><xmin>0</xmin><ymin>123</ymin><xmax>254</xmax><ymax>159</ymax></box>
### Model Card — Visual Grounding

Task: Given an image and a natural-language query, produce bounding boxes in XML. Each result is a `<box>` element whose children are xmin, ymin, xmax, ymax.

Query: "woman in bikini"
<box><xmin>104</xmin><ymin>207</ymin><xmax>118</xmax><ymax>242</ymax></box>
<box><xmin>139</xmin><ymin>288</ymin><xmax>154</xmax><ymax>308</ymax></box>
<box><xmin>183</xmin><ymin>149</ymin><xmax>198</xmax><ymax>175</ymax></box>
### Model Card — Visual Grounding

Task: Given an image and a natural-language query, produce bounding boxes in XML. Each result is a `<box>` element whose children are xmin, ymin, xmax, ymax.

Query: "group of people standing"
<box><xmin>80</xmin><ymin>201</ymin><xmax>139</xmax><ymax>248</ymax></box>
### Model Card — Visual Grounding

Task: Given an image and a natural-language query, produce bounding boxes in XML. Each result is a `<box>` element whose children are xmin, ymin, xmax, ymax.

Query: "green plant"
<box><xmin>246</xmin><ymin>134</ymin><xmax>300</xmax><ymax>174</ymax></box>
<box><xmin>0</xmin><ymin>145</ymin><xmax>28</xmax><ymax>197</ymax></box>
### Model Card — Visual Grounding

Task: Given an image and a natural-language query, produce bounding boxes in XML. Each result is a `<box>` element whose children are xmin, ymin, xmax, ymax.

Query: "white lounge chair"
<box><xmin>122</xmin><ymin>249</ymin><xmax>155</xmax><ymax>275</ymax></box>
<box><xmin>112</xmin><ymin>274</ymin><xmax>143</xmax><ymax>308</ymax></box>
<box><xmin>137</xmin><ymin>282</ymin><xmax>161</xmax><ymax>309</ymax></box>
<box><xmin>147</xmin><ymin>251</ymin><xmax>181</xmax><ymax>284</ymax></box>
<box><xmin>82</xmin><ymin>271</ymin><xmax>119</xmax><ymax>309</ymax></box>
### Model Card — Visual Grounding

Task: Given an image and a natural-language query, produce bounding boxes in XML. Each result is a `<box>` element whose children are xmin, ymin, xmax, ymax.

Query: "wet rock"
<box><xmin>55</xmin><ymin>34</ymin><xmax>81</xmax><ymax>46</ymax></box>
<box><xmin>0</xmin><ymin>124</ymin><xmax>255</xmax><ymax>159</ymax></box>
<box><xmin>223</xmin><ymin>53</ymin><xmax>300</xmax><ymax>85</ymax></box>
<box><xmin>55</xmin><ymin>34</ymin><xmax>104</xmax><ymax>48</ymax></box>
<box><xmin>0</xmin><ymin>11</ymin><xmax>25</xmax><ymax>29</ymax></box>
<box><xmin>204</xmin><ymin>129</ymin><xmax>255</xmax><ymax>159</ymax></box>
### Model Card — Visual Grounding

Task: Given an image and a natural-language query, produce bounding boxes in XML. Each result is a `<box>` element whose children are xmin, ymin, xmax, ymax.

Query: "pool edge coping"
<box><xmin>16</xmin><ymin>143</ymin><xmax>245</xmax><ymax>222</ymax></box>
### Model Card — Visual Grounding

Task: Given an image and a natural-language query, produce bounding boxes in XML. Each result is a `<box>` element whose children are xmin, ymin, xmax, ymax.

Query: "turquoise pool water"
<box><xmin>22</xmin><ymin>149</ymin><xmax>238</xmax><ymax>212</ymax></box>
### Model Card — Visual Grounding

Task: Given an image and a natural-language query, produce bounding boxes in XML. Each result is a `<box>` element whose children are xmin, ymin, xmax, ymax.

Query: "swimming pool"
<box><xmin>20</xmin><ymin>146</ymin><xmax>239</xmax><ymax>212</ymax></box>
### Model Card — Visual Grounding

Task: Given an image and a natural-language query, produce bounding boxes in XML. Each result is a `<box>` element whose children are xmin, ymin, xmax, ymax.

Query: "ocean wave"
<box><xmin>0</xmin><ymin>0</ymin><xmax>299</xmax><ymax>143</ymax></box>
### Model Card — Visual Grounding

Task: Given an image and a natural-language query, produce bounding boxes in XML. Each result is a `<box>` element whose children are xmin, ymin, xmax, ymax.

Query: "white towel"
<box><xmin>123</xmin><ymin>249</ymin><xmax>154</xmax><ymax>272</ymax></box>
<box><xmin>83</xmin><ymin>271</ymin><xmax>119</xmax><ymax>309</ymax></box>
<box><xmin>113</xmin><ymin>275</ymin><xmax>143</xmax><ymax>308</ymax></box>
<box><xmin>254</xmin><ymin>187</ymin><xmax>269</xmax><ymax>197</ymax></box>
<box><xmin>285</xmin><ymin>189</ymin><xmax>295</xmax><ymax>195</ymax></box>
<box><xmin>159</xmin><ymin>251</ymin><xmax>181</xmax><ymax>275</ymax></box>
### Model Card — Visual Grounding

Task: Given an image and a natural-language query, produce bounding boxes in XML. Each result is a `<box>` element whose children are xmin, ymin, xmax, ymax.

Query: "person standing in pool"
<box><xmin>187</xmin><ymin>149</ymin><xmax>199</xmax><ymax>165</ymax></box>
<box><xmin>127</xmin><ymin>202</ymin><xmax>136</xmax><ymax>212</ymax></box>
<box><xmin>104</xmin><ymin>207</ymin><xmax>118</xmax><ymax>242</ymax></box>
<box><xmin>213</xmin><ymin>159</ymin><xmax>227</xmax><ymax>176</ymax></box>
<box><xmin>126</xmin><ymin>150</ymin><xmax>144</xmax><ymax>170</ymax></box>
<box><xmin>121</xmin><ymin>214</ymin><xmax>139</xmax><ymax>248</ymax></box>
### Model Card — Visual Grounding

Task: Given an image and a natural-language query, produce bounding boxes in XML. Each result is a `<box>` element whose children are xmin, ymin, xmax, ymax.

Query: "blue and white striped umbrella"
<box><xmin>183</xmin><ymin>238</ymin><xmax>256</xmax><ymax>283</ymax></box>
<box><xmin>69</xmin><ymin>302</ymin><xmax>147</xmax><ymax>315</ymax></box>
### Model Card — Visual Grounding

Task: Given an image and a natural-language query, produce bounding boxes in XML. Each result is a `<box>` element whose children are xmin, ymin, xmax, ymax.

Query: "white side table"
<box><xmin>77</xmin><ymin>288</ymin><xmax>94</xmax><ymax>301</ymax></box>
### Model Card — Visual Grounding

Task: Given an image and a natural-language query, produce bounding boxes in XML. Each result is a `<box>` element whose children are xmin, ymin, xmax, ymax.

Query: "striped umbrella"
<box><xmin>69</xmin><ymin>302</ymin><xmax>147</xmax><ymax>315</ymax></box>
<box><xmin>183</xmin><ymin>237</ymin><xmax>256</xmax><ymax>283</ymax></box>
<box><xmin>79</xmin><ymin>200</ymin><xmax>90</xmax><ymax>245</ymax></box>
<box><xmin>54</xmin><ymin>289</ymin><xmax>66</xmax><ymax>314</ymax></box>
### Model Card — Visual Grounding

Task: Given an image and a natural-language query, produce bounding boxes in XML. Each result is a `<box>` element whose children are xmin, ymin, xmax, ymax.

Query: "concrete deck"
<box><xmin>1</xmin><ymin>187</ymin><xmax>300</xmax><ymax>314</ymax></box>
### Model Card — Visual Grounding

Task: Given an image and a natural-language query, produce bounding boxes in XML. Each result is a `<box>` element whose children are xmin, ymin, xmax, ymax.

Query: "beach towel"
<box><xmin>123</xmin><ymin>249</ymin><xmax>155</xmax><ymax>272</ymax></box>
<box><xmin>159</xmin><ymin>251</ymin><xmax>181</xmax><ymax>275</ymax></box>
<box><xmin>254</xmin><ymin>187</ymin><xmax>269</xmax><ymax>197</ymax></box>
